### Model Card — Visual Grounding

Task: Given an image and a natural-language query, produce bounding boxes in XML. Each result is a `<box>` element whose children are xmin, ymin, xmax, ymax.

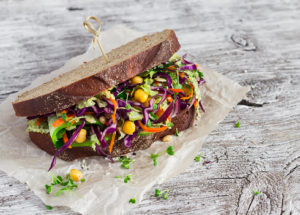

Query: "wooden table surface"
<box><xmin>0</xmin><ymin>0</ymin><xmax>299</xmax><ymax>214</ymax></box>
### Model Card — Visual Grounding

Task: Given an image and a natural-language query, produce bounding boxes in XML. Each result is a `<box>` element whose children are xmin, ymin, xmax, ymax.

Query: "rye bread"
<box><xmin>13</xmin><ymin>29</ymin><xmax>180</xmax><ymax>117</ymax></box>
<box><xmin>28</xmin><ymin>107</ymin><xmax>196</xmax><ymax>161</ymax></box>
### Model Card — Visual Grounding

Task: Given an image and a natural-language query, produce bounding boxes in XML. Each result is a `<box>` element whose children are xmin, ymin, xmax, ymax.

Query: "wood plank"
<box><xmin>0</xmin><ymin>0</ymin><xmax>299</xmax><ymax>214</ymax></box>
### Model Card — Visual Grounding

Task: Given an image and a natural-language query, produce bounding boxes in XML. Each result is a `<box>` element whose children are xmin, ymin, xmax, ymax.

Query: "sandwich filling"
<box><xmin>26</xmin><ymin>54</ymin><xmax>205</xmax><ymax>170</ymax></box>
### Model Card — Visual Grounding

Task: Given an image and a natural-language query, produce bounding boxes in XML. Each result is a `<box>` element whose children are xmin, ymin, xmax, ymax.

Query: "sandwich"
<box><xmin>12</xmin><ymin>29</ymin><xmax>205</xmax><ymax>170</ymax></box>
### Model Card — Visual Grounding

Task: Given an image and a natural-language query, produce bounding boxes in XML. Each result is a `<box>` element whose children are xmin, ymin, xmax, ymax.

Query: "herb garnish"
<box><xmin>45</xmin><ymin>173</ymin><xmax>85</xmax><ymax>196</ymax></box>
<box><xmin>175</xmin><ymin>128</ymin><xmax>179</xmax><ymax>136</ymax></box>
<box><xmin>150</xmin><ymin>153</ymin><xmax>159</xmax><ymax>166</ymax></box>
<box><xmin>118</xmin><ymin>156</ymin><xmax>134</xmax><ymax>169</ymax></box>
<box><xmin>194</xmin><ymin>155</ymin><xmax>202</xmax><ymax>162</ymax></box>
<box><xmin>45</xmin><ymin>205</ymin><xmax>53</xmax><ymax>210</ymax></box>
<box><xmin>114</xmin><ymin>174</ymin><xmax>133</xmax><ymax>183</ymax></box>
<box><xmin>154</xmin><ymin>189</ymin><xmax>169</xmax><ymax>200</ymax></box>
<box><xmin>166</xmin><ymin>146</ymin><xmax>174</xmax><ymax>156</ymax></box>
<box><xmin>234</xmin><ymin>121</ymin><xmax>240</xmax><ymax>128</ymax></box>
<box><xmin>150</xmin><ymin>145</ymin><xmax>175</xmax><ymax>166</ymax></box>
<box><xmin>253</xmin><ymin>190</ymin><xmax>261</xmax><ymax>196</ymax></box>
<box><xmin>129</xmin><ymin>198</ymin><xmax>136</xmax><ymax>204</ymax></box>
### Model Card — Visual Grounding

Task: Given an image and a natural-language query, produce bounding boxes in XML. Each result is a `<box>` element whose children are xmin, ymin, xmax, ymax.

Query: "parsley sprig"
<box><xmin>150</xmin><ymin>145</ymin><xmax>175</xmax><ymax>166</ymax></box>
<box><xmin>194</xmin><ymin>154</ymin><xmax>202</xmax><ymax>162</ymax></box>
<box><xmin>154</xmin><ymin>189</ymin><xmax>169</xmax><ymax>200</ymax></box>
<box><xmin>118</xmin><ymin>156</ymin><xmax>134</xmax><ymax>169</ymax></box>
<box><xmin>114</xmin><ymin>174</ymin><xmax>133</xmax><ymax>183</ymax></box>
<box><xmin>45</xmin><ymin>173</ymin><xmax>85</xmax><ymax>196</ymax></box>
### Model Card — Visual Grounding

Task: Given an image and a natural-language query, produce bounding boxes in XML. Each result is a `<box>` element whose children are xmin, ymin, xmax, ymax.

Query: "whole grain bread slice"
<box><xmin>28</xmin><ymin>106</ymin><xmax>196</xmax><ymax>160</ymax></box>
<box><xmin>13</xmin><ymin>29</ymin><xmax>180</xmax><ymax>117</ymax></box>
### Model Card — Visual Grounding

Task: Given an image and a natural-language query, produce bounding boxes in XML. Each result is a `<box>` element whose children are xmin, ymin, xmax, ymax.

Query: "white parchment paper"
<box><xmin>0</xmin><ymin>25</ymin><xmax>249</xmax><ymax>215</ymax></box>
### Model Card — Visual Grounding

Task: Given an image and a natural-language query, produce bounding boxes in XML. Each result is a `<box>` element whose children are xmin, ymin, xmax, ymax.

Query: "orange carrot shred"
<box><xmin>179</xmin><ymin>72</ymin><xmax>185</xmax><ymax>78</ymax></box>
<box><xmin>168</xmin><ymin>116</ymin><xmax>171</xmax><ymax>122</ymax></box>
<box><xmin>109</xmin><ymin>132</ymin><xmax>116</xmax><ymax>153</ymax></box>
<box><xmin>109</xmin><ymin>97</ymin><xmax>117</xmax><ymax>124</ymax></box>
<box><xmin>52</xmin><ymin>118</ymin><xmax>64</xmax><ymax>128</ymax></box>
<box><xmin>181</xmin><ymin>83</ymin><xmax>194</xmax><ymax>100</ymax></box>
<box><xmin>167</xmin><ymin>66</ymin><xmax>176</xmax><ymax>71</ymax></box>
<box><xmin>169</xmin><ymin>88</ymin><xmax>184</xmax><ymax>93</ymax></box>
<box><xmin>61</xmin><ymin>110</ymin><xmax>68</xmax><ymax>114</ymax></box>
<box><xmin>167</xmin><ymin>95</ymin><xmax>173</xmax><ymax>103</ymax></box>
<box><xmin>194</xmin><ymin>100</ymin><xmax>198</xmax><ymax>108</ymax></box>
<box><xmin>138</xmin><ymin>121</ymin><xmax>168</xmax><ymax>133</ymax></box>
<box><xmin>35</xmin><ymin>117</ymin><xmax>45</xmax><ymax>126</ymax></box>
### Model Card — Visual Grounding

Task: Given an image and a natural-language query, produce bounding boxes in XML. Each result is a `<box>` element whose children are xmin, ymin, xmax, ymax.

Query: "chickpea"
<box><xmin>70</xmin><ymin>169</ymin><xmax>82</xmax><ymax>181</ymax></box>
<box><xmin>99</xmin><ymin>116</ymin><xmax>106</xmax><ymax>124</ymax></box>
<box><xmin>122</xmin><ymin>120</ymin><xmax>136</xmax><ymax>135</ymax></box>
<box><xmin>131</xmin><ymin>76</ymin><xmax>143</xmax><ymax>84</ymax></box>
<box><xmin>162</xmin><ymin>135</ymin><xmax>173</xmax><ymax>142</ymax></box>
<box><xmin>134</xmin><ymin>89</ymin><xmax>148</xmax><ymax>103</ymax></box>
<box><xmin>75</xmin><ymin>129</ymin><xmax>87</xmax><ymax>143</ymax></box>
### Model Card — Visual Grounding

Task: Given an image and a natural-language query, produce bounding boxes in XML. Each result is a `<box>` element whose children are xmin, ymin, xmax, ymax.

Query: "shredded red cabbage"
<box><xmin>124</xmin><ymin>131</ymin><xmax>137</xmax><ymax>147</ymax></box>
<box><xmin>171</xmin><ymin>97</ymin><xmax>180</xmax><ymax>118</ymax></box>
<box><xmin>153</xmin><ymin>72</ymin><xmax>172</xmax><ymax>88</ymax></box>
<box><xmin>178</xmin><ymin>64</ymin><xmax>197</xmax><ymax>71</ymax></box>
<box><xmin>155</xmin><ymin>100</ymin><xmax>174</xmax><ymax>123</ymax></box>
<box><xmin>199</xmin><ymin>101</ymin><xmax>205</xmax><ymax>112</ymax></box>
<box><xmin>48</xmin><ymin>120</ymin><xmax>86</xmax><ymax>171</ymax></box>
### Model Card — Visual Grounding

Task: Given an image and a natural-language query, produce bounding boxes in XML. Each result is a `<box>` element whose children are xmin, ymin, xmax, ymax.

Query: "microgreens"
<box><xmin>146</xmin><ymin>119</ymin><xmax>151</xmax><ymax>127</ymax></box>
<box><xmin>175</xmin><ymin>128</ymin><xmax>179</xmax><ymax>136</ymax></box>
<box><xmin>150</xmin><ymin>153</ymin><xmax>159</xmax><ymax>166</ymax></box>
<box><xmin>166</xmin><ymin>122</ymin><xmax>174</xmax><ymax>128</ymax></box>
<box><xmin>118</xmin><ymin>156</ymin><xmax>134</xmax><ymax>169</ymax></box>
<box><xmin>194</xmin><ymin>154</ymin><xmax>202</xmax><ymax>162</ymax></box>
<box><xmin>149</xmin><ymin>112</ymin><xmax>159</xmax><ymax>120</ymax></box>
<box><xmin>166</xmin><ymin>146</ymin><xmax>174</xmax><ymax>156</ymax></box>
<box><xmin>154</xmin><ymin>189</ymin><xmax>169</xmax><ymax>200</ymax></box>
<box><xmin>253</xmin><ymin>190</ymin><xmax>261</xmax><ymax>196</ymax></box>
<box><xmin>153</xmin><ymin>104</ymin><xmax>158</xmax><ymax>110</ymax></box>
<box><xmin>114</xmin><ymin>174</ymin><xmax>133</xmax><ymax>183</ymax></box>
<box><xmin>45</xmin><ymin>173</ymin><xmax>84</xmax><ymax>197</ymax></box>
<box><xmin>150</xmin><ymin>145</ymin><xmax>175</xmax><ymax>166</ymax></box>
<box><xmin>45</xmin><ymin>205</ymin><xmax>53</xmax><ymax>210</ymax></box>
<box><xmin>129</xmin><ymin>193</ymin><xmax>137</xmax><ymax>204</ymax></box>
<box><xmin>125</xmin><ymin>103</ymin><xmax>131</xmax><ymax>110</ymax></box>
<box><xmin>234</xmin><ymin>121</ymin><xmax>240</xmax><ymax>128</ymax></box>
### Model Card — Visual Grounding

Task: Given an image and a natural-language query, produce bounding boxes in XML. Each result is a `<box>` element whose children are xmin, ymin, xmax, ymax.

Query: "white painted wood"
<box><xmin>0</xmin><ymin>0</ymin><xmax>299</xmax><ymax>214</ymax></box>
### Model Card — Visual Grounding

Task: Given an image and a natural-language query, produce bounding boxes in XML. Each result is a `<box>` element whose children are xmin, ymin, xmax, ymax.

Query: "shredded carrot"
<box><xmin>109</xmin><ymin>97</ymin><xmax>117</xmax><ymax>124</ymax></box>
<box><xmin>109</xmin><ymin>132</ymin><xmax>116</xmax><ymax>153</ymax></box>
<box><xmin>181</xmin><ymin>83</ymin><xmax>194</xmax><ymax>100</ymax></box>
<box><xmin>167</xmin><ymin>65</ymin><xmax>176</xmax><ymax>71</ymax></box>
<box><xmin>168</xmin><ymin>115</ymin><xmax>171</xmax><ymax>122</ymax></box>
<box><xmin>52</xmin><ymin>118</ymin><xmax>64</xmax><ymax>128</ymax></box>
<box><xmin>138</xmin><ymin>121</ymin><xmax>168</xmax><ymax>133</ymax></box>
<box><xmin>35</xmin><ymin>117</ymin><xmax>45</xmax><ymax>126</ymax></box>
<box><xmin>179</xmin><ymin>72</ymin><xmax>185</xmax><ymax>79</ymax></box>
<box><xmin>61</xmin><ymin>110</ymin><xmax>68</xmax><ymax>114</ymax></box>
<box><xmin>196</xmin><ymin>64</ymin><xmax>199</xmax><ymax>68</ymax></box>
<box><xmin>169</xmin><ymin>88</ymin><xmax>184</xmax><ymax>93</ymax></box>
<box><xmin>194</xmin><ymin>100</ymin><xmax>198</xmax><ymax>108</ymax></box>
<box><xmin>167</xmin><ymin>95</ymin><xmax>173</xmax><ymax>103</ymax></box>
<box><xmin>155</xmin><ymin>107</ymin><xmax>164</xmax><ymax>118</ymax></box>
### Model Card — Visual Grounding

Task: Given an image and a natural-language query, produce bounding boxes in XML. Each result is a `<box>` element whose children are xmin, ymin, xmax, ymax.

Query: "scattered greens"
<box><xmin>194</xmin><ymin>155</ymin><xmax>202</xmax><ymax>162</ymax></box>
<box><xmin>175</xmin><ymin>128</ymin><xmax>179</xmax><ymax>136</ymax></box>
<box><xmin>45</xmin><ymin>173</ymin><xmax>85</xmax><ymax>196</ymax></box>
<box><xmin>129</xmin><ymin>198</ymin><xmax>136</xmax><ymax>204</ymax></box>
<box><xmin>253</xmin><ymin>190</ymin><xmax>261</xmax><ymax>196</ymax></box>
<box><xmin>166</xmin><ymin>146</ymin><xmax>175</xmax><ymax>156</ymax></box>
<box><xmin>155</xmin><ymin>189</ymin><xmax>161</xmax><ymax>197</ymax></box>
<box><xmin>150</xmin><ymin>153</ymin><xmax>159</xmax><ymax>166</ymax></box>
<box><xmin>45</xmin><ymin>205</ymin><xmax>53</xmax><ymax>210</ymax></box>
<box><xmin>150</xmin><ymin>145</ymin><xmax>175</xmax><ymax>166</ymax></box>
<box><xmin>118</xmin><ymin>156</ymin><xmax>134</xmax><ymax>169</ymax></box>
<box><xmin>234</xmin><ymin>121</ymin><xmax>240</xmax><ymax>128</ymax></box>
<box><xmin>114</xmin><ymin>174</ymin><xmax>133</xmax><ymax>183</ymax></box>
<box><xmin>154</xmin><ymin>189</ymin><xmax>169</xmax><ymax>200</ymax></box>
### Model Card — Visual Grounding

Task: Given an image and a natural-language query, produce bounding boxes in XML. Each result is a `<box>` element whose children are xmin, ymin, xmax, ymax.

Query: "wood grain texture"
<box><xmin>0</xmin><ymin>0</ymin><xmax>299</xmax><ymax>214</ymax></box>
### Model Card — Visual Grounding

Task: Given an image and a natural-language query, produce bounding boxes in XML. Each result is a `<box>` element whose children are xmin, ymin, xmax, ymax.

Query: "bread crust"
<box><xmin>13</xmin><ymin>30</ymin><xmax>180</xmax><ymax>117</ymax></box>
<box><xmin>28</xmin><ymin>107</ymin><xmax>196</xmax><ymax>161</ymax></box>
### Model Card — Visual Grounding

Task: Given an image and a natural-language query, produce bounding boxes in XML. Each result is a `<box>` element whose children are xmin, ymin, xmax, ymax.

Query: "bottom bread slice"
<box><xmin>29</xmin><ymin>107</ymin><xmax>196</xmax><ymax>161</ymax></box>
